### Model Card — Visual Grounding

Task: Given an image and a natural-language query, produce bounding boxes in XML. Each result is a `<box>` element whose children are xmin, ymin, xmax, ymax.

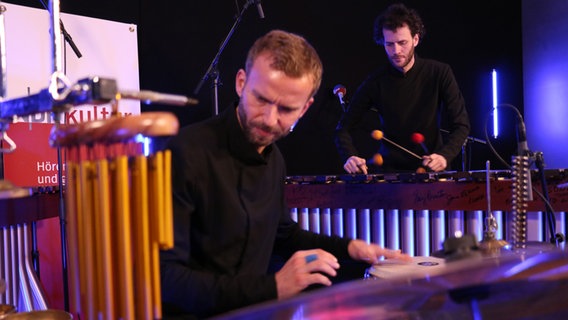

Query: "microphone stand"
<box><xmin>534</xmin><ymin>151</ymin><xmax>564</xmax><ymax>246</ymax></box>
<box><xmin>441</xmin><ymin>129</ymin><xmax>486</xmax><ymax>171</ymax></box>
<box><xmin>39</xmin><ymin>0</ymin><xmax>82</xmax><ymax>59</ymax></box>
<box><xmin>462</xmin><ymin>135</ymin><xmax>487</xmax><ymax>171</ymax></box>
<box><xmin>193</xmin><ymin>0</ymin><xmax>257</xmax><ymax>116</ymax></box>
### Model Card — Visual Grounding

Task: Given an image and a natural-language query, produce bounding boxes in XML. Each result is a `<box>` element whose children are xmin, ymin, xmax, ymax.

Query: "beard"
<box><xmin>389</xmin><ymin>45</ymin><xmax>415</xmax><ymax>71</ymax></box>
<box><xmin>237</xmin><ymin>102</ymin><xmax>290</xmax><ymax>150</ymax></box>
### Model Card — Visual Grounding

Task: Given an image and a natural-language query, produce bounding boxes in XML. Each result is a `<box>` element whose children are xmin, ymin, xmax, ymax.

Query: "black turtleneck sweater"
<box><xmin>160</xmin><ymin>105</ymin><xmax>352</xmax><ymax>319</ymax></box>
<box><xmin>335</xmin><ymin>56</ymin><xmax>470</xmax><ymax>172</ymax></box>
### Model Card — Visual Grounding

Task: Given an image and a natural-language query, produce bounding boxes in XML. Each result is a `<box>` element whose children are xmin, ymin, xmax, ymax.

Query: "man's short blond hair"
<box><xmin>245</xmin><ymin>30</ymin><xmax>323</xmax><ymax>98</ymax></box>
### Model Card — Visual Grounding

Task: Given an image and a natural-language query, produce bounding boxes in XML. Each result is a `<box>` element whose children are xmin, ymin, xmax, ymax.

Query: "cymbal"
<box><xmin>213</xmin><ymin>249</ymin><xmax>568</xmax><ymax>320</ymax></box>
<box><xmin>0</xmin><ymin>179</ymin><xmax>31</xmax><ymax>200</ymax></box>
<box><xmin>3</xmin><ymin>310</ymin><xmax>72</xmax><ymax>319</ymax></box>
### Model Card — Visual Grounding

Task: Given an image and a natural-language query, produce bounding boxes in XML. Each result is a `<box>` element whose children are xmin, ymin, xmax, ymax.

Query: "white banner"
<box><xmin>3</xmin><ymin>2</ymin><xmax>140</xmax><ymax>124</ymax></box>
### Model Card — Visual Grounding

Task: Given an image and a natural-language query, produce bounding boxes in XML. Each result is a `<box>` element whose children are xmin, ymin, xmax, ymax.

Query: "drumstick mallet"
<box><xmin>371</xmin><ymin>130</ymin><xmax>422</xmax><ymax>160</ymax></box>
<box><xmin>411</xmin><ymin>132</ymin><xmax>429</xmax><ymax>154</ymax></box>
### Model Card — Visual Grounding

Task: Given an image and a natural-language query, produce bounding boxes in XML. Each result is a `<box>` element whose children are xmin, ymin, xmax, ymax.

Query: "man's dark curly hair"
<box><xmin>373</xmin><ymin>3</ymin><xmax>426</xmax><ymax>45</ymax></box>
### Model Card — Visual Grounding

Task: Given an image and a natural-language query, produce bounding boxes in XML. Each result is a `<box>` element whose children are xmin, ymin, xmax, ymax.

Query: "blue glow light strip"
<box><xmin>492</xmin><ymin>69</ymin><xmax>499</xmax><ymax>138</ymax></box>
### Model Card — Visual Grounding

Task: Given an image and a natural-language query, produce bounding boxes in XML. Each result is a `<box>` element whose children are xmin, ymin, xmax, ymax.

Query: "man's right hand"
<box><xmin>343</xmin><ymin>156</ymin><xmax>368</xmax><ymax>174</ymax></box>
<box><xmin>275</xmin><ymin>249</ymin><xmax>340</xmax><ymax>300</ymax></box>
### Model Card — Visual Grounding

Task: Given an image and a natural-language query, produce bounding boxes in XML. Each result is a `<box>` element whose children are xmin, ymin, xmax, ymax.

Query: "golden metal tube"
<box><xmin>162</xmin><ymin>150</ymin><xmax>174</xmax><ymax>250</ymax></box>
<box><xmin>150</xmin><ymin>242</ymin><xmax>162</xmax><ymax>320</ymax></box>
<box><xmin>96</xmin><ymin>158</ymin><xmax>115</xmax><ymax>319</ymax></box>
<box><xmin>148</xmin><ymin>151</ymin><xmax>165</xmax><ymax>319</ymax></box>
<box><xmin>148</xmin><ymin>152</ymin><xmax>164</xmax><ymax>246</ymax></box>
<box><xmin>131</xmin><ymin>155</ymin><xmax>152</xmax><ymax>320</ymax></box>
<box><xmin>112</xmin><ymin>155</ymin><xmax>135</xmax><ymax>319</ymax></box>
<box><xmin>65</xmin><ymin>159</ymin><xmax>81</xmax><ymax>315</ymax></box>
<box><xmin>79</xmin><ymin>160</ymin><xmax>96</xmax><ymax>320</ymax></box>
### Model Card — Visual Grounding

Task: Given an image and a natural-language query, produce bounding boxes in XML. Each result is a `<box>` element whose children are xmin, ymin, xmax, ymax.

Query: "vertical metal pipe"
<box><xmin>431</xmin><ymin>210</ymin><xmax>446</xmax><ymax>253</ymax></box>
<box><xmin>49</xmin><ymin>0</ymin><xmax>71</xmax><ymax>311</ymax></box>
<box><xmin>17</xmin><ymin>225</ymin><xmax>33</xmax><ymax>312</ymax></box>
<box><xmin>371</xmin><ymin>209</ymin><xmax>385</xmax><ymax>248</ymax></box>
<box><xmin>320</xmin><ymin>208</ymin><xmax>331</xmax><ymax>236</ymax></box>
<box><xmin>49</xmin><ymin>0</ymin><xmax>63</xmax><ymax>74</ymax></box>
<box><xmin>309</xmin><ymin>208</ymin><xmax>320</xmax><ymax>234</ymax></box>
<box><xmin>332</xmin><ymin>209</ymin><xmax>343</xmax><ymax>237</ymax></box>
<box><xmin>468</xmin><ymin>210</ymin><xmax>484</xmax><ymax>241</ymax></box>
<box><xmin>358</xmin><ymin>209</ymin><xmax>371</xmax><ymax>243</ymax></box>
<box><xmin>400</xmin><ymin>210</ymin><xmax>415</xmax><ymax>256</ymax></box>
<box><xmin>448</xmin><ymin>210</ymin><xmax>465</xmax><ymax>237</ymax></box>
<box><xmin>344</xmin><ymin>209</ymin><xmax>357</xmax><ymax>239</ymax></box>
<box><xmin>0</xmin><ymin>3</ymin><xmax>7</xmax><ymax>98</ymax></box>
<box><xmin>9</xmin><ymin>226</ymin><xmax>17</xmax><ymax>307</ymax></box>
<box><xmin>386</xmin><ymin>210</ymin><xmax>400</xmax><ymax>251</ymax></box>
<box><xmin>415</xmin><ymin>210</ymin><xmax>430</xmax><ymax>256</ymax></box>
<box><xmin>289</xmin><ymin>208</ymin><xmax>298</xmax><ymax>223</ymax></box>
<box><xmin>297</xmin><ymin>208</ymin><xmax>309</xmax><ymax>231</ymax></box>
<box><xmin>23</xmin><ymin>224</ymin><xmax>48</xmax><ymax>310</ymax></box>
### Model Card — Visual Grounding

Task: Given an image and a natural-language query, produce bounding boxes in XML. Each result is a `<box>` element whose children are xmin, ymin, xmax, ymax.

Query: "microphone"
<box><xmin>512</xmin><ymin>112</ymin><xmax>533</xmax><ymax>202</ymax></box>
<box><xmin>516</xmin><ymin>117</ymin><xmax>529</xmax><ymax>156</ymax></box>
<box><xmin>333</xmin><ymin>84</ymin><xmax>347</xmax><ymax>111</ymax></box>
<box><xmin>254</xmin><ymin>0</ymin><xmax>265</xmax><ymax>19</ymax></box>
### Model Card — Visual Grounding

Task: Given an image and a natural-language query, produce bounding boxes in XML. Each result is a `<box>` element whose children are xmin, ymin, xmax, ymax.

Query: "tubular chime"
<box><xmin>50</xmin><ymin>111</ymin><xmax>178</xmax><ymax>320</ymax></box>
<box><xmin>0</xmin><ymin>224</ymin><xmax>49</xmax><ymax>312</ymax></box>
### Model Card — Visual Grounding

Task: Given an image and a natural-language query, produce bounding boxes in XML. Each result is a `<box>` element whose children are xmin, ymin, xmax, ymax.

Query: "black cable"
<box><xmin>484</xmin><ymin>103</ymin><xmax>562</xmax><ymax>246</ymax></box>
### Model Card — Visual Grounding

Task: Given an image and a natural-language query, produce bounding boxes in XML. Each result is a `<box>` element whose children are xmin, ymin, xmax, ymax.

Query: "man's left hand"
<box><xmin>422</xmin><ymin>153</ymin><xmax>447</xmax><ymax>172</ymax></box>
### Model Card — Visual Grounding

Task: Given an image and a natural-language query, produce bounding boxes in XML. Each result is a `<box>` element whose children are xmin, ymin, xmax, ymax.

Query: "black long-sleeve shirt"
<box><xmin>160</xmin><ymin>105</ymin><xmax>352</xmax><ymax>319</ymax></box>
<box><xmin>335</xmin><ymin>56</ymin><xmax>470</xmax><ymax>172</ymax></box>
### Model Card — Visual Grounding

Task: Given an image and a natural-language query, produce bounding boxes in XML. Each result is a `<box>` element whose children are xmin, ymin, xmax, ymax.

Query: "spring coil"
<box><xmin>511</xmin><ymin>155</ymin><xmax>531</xmax><ymax>249</ymax></box>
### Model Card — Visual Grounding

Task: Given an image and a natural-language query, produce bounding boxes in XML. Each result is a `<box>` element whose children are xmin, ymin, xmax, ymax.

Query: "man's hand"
<box><xmin>422</xmin><ymin>153</ymin><xmax>447</xmax><ymax>172</ymax></box>
<box><xmin>347</xmin><ymin>239</ymin><xmax>412</xmax><ymax>264</ymax></box>
<box><xmin>275</xmin><ymin>249</ymin><xmax>340</xmax><ymax>300</ymax></box>
<box><xmin>343</xmin><ymin>156</ymin><xmax>368</xmax><ymax>174</ymax></box>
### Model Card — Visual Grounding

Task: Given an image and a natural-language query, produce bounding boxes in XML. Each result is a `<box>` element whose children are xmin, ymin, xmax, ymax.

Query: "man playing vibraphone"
<box><xmin>159</xmin><ymin>29</ymin><xmax>410</xmax><ymax>319</ymax></box>
<box><xmin>335</xmin><ymin>3</ymin><xmax>470</xmax><ymax>174</ymax></box>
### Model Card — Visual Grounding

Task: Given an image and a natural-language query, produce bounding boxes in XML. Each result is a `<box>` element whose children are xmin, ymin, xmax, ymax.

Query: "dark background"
<box><xmin>9</xmin><ymin>0</ymin><xmax>524</xmax><ymax>175</ymax></box>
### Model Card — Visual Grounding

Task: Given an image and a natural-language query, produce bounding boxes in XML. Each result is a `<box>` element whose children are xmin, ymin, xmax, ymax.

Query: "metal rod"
<box><xmin>0</xmin><ymin>3</ymin><xmax>7</xmax><ymax>98</ymax></box>
<box><xmin>49</xmin><ymin>0</ymin><xmax>70</xmax><ymax>311</ymax></box>
<box><xmin>382</xmin><ymin>136</ymin><xmax>422</xmax><ymax>160</ymax></box>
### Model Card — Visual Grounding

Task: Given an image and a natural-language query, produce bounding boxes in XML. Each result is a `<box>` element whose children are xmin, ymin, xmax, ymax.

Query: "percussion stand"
<box><xmin>38</xmin><ymin>0</ymin><xmax>83</xmax><ymax>309</ymax></box>
<box><xmin>193</xmin><ymin>0</ymin><xmax>259</xmax><ymax>116</ymax></box>
<box><xmin>533</xmin><ymin>151</ymin><xmax>565</xmax><ymax>247</ymax></box>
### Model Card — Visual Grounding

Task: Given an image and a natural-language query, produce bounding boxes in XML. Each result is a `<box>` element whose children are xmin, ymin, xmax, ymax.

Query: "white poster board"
<box><xmin>2</xmin><ymin>2</ymin><xmax>140</xmax><ymax>187</ymax></box>
<box><xmin>4</xmin><ymin>1</ymin><xmax>140</xmax><ymax>122</ymax></box>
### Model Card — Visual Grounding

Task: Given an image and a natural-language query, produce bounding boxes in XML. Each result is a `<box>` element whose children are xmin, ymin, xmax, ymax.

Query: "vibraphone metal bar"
<box><xmin>285</xmin><ymin>170</ymin><xmax>568</xmax><ymax>256</ymax></box>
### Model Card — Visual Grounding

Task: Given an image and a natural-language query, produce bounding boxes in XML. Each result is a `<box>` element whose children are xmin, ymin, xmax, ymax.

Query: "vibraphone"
<box><xmin>285</xmin><ymin>170</ymin><xmax>568</xmax><ymax>256</ymax></box>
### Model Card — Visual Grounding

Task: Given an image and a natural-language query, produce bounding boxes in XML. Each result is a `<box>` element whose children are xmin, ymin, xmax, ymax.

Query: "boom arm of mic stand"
<box><xmin>193</xmin><ymin>0</ymin><xmax>255</xmax><ymax>116</ymax></box>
